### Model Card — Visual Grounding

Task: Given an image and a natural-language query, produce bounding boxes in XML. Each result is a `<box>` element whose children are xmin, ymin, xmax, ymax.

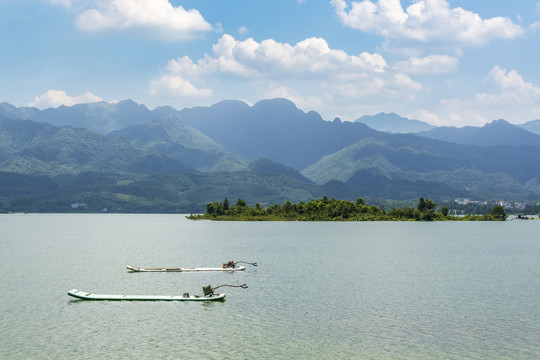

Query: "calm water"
<box><xmin>1</xmin><ymin>214</ymin><xmax>539</xmax><ymax>359</ymax></box>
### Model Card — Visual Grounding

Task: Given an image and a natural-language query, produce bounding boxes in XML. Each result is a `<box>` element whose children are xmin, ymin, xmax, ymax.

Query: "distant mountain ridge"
<box><xmin>415</xmin><ymin>119</ymin><xmax>540</xmax><ymax>147</ymax></box>
<box><xmin>354</xmin><ymin>112</ymin><xmax>436</xmax><ymax>133</ymax></box>
<box><xmin>178</xmin><ymin>98</ymin><xmax>377</xmax><ymax>170</ymax></box>
<box><xmin>0</xmin><ymin>100</ymin><xmax>154</xmax><ymax>134</ymax></box>
<box><xmin>517</xmin><ymin>119</ymin><xmax>540</xmax><ymax>135</ymax></box>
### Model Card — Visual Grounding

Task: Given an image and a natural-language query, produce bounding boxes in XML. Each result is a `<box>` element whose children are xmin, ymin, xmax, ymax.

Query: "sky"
<box><xmin>1</xmin><ymin>0</ymin><xmax>540</xmax><ymax>127</ymax></box>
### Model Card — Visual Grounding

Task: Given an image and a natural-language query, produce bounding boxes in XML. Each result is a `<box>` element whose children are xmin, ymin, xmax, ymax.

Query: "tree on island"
<box><xmin>441</xmin><ymin>206</ymin><xmax>449</xmax><ymax>217</ymax></box>
<box><xmin>490</xmin><ymin>205</ymin><xmax>507</xmax><ymax>221</ymax></box>
<box><xmin>417</xmin><ymin>197</ymin><xmax>437</xmax><ymax>220</ymax></box>
<box><xmin>190</xmin><ymin>197</ymin><xmax>509</xmax><ymax>221</ymax></box>
<box><xmin>417</xmin><ymin>197</ymin><xmax>436</xmax><ymax>212</ymax></box>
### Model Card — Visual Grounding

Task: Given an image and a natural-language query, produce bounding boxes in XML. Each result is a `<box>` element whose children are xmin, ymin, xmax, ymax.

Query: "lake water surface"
<box><xmin>1</xmin><ymin>214</ymin><xmax>539</xmax><ymax>359</ymax></box>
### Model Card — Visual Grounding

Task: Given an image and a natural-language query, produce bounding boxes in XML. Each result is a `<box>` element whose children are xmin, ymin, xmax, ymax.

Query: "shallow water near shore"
<box><xmin>1</xmin><ymin>214</ymin><xmax>539</xmax><ymax>359</ymax></box>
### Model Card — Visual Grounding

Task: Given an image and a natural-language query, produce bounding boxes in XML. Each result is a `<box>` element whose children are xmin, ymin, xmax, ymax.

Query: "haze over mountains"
<box><xmin>354</xmin><ymin>112</ymin><xmax>436</xmax><ymax>133</ymax></box>
<box><xmin>415</xmin><ymin>119</ymin><xmax>540</xmax><ymax>147</ymax></box>
<box><xmin>1</xmin><ymin>98</ymin><xmax>539</xmax><ymax>212</ymax></box>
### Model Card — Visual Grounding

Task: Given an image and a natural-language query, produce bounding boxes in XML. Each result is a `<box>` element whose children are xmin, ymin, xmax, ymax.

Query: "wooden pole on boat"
<box><xmin>234</xmin><ymin>261</ymin><xmax>257</xmax><ymax>267</ymax></box>
<box><xmin>204</xmin><ymin>283</ymin><xmax>248</xmax><ymax>295</ymax></box>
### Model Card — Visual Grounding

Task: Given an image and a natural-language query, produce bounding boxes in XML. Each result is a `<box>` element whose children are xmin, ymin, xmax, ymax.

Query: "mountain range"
<box><xmin>1</xmin><ymin>99</ymin><xmax>540</xmax><ymax>212</ymax></box>
<box><xmin>415</xmin><ymin>119</ymin><xmax>540</xmax><ymax>147</ymax></box>
<box><xmin>354</xmin><ymin>112</ymin><xmax>436</xmax><ymax>133</ymax></box>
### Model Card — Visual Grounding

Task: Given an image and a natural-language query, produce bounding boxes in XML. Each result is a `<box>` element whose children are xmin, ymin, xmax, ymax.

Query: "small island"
<box><xmin>188</xmin><ymin>197</ymin><xmax>508</xmax><ymax>221</ymax></box>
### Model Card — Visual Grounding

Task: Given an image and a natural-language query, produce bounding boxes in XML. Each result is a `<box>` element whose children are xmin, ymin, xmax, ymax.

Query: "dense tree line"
<box><xmin>188</xmin><ymin>197</ymin><xmax>508</xmax><ymax>221</ymax></box>
<box><xmin>521</xmin><ymin>203</ymin><xmax>540</xmax><ymax>216</ymax></box>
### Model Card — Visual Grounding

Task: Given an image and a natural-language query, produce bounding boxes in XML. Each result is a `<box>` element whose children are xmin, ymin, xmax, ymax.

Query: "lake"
<box><xmin>1</xmin><ymin>214</ymin><xmax>539</xmax><ymax>359</ymax></box>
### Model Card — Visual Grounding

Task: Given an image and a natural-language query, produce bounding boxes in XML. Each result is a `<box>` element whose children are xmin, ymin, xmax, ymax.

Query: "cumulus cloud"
<box><xmin>149</xmin><ymin>75</ymin><xmax>212</xmax><ymax>98</ymax></box>
<box><xmin>148</xmin><ymin>34</ymin><xmax>430</xmax><ymax>122</ymax></box>
<box><xmin>27</xmin><ymin>89</ymin><xmax>103</xmax><ymax>109</ymax></box>
<box><xmin>75</xmin><ymin>0</ymin><xmax>213</xmax><ymax>41</ymax></box>
<box><xmin>440</xmin><ymin>66</ymin><xmax>540</xmax><ymax>125</ymax></box>
<box><xmin>165</xmin><ymin>35</ymin><xmax>389</xmax><ymax>79</ymax></box>
<box><xmin>151</xmin><ymin>34</ymin><xmax>422</xmax><ymax>105</ymax></box>
<box><xmin>331</xmin><ymin>0</ymin><xmax>525</xmax><ymax>49</ymax></box>
<box><xmin>262</xmin><ymin>84</ymin><xmax>323</xmax><ymax>110</ymax></box>
<box><xmin>394</xmin><ymin>54</ymin><xmax>459</xmax><ymax>74</ymax></box>
<box><xmin>408</xmin><ymin>108</ymin><xmax>467</xmax><ymax>127</ymax></box>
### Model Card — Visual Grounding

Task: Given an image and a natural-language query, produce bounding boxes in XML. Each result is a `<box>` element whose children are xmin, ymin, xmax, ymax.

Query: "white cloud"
<box><xmin>238</xmin><ymin>26</ymin><xmax>249</xmax><ymax>35</ymax></box>
<box><xmin>75</xmin><ymin>0</ymin><xmax>213</xmax><ymax>41</ymax></box>
<box><xmin>394</xmin><ymin>54</ymin><xmax>459</xmax><ymax>74</ymax></box>
<box><xmin>166</xmin><ymin>34</ymin><xmax>389</xmax><ymax>79</ymax></box>
<box><xmin>149</xmin><ymin>34</ymin><xmax>428</xmax><ymax>121</ymax></box>
<box><xmin>440</xmin><ymin>66</ymin><xmax>540</xmax><ymax>125</ymax></box>
<box><xmin>407</xmin><ymin>108</ymin><xmax>467</xmax><ymax>127</ymax></box>
<box><xmin>331</xmin><ymin>0</ymin><xmax>525</xmax><ymax>49</ymax></box>
<box><xmin>50</xmin><ymin>0</ymin><xmax>75</xmax><ymax>7</ymax></box>
<box><xmin>149</xmin><ymin>75</ymin><xmax>212</xmax><ymax>98</ymax></box>
<box><xmin>407</xmin><ymin>109</ymin><xmax>441</xmax><ymax>125</ymax></box>
<box><xmin>527</xmin><ymin>2</ymin><xmax>540</xmax><ymax>33</ymax></box>
<box><xmin>484</xmin><ymin>65</ymin><xmax>533</xmax><ymax>90</ymax></box>
<box><xmin>262</xmin><ymin>84</ymin><xmax>323</xmax><ymax>111</ymax></box>
<box><xmin>28</xmin><ymin>89</ymin><xmax>103</xmax><ymax>109</ymax></box>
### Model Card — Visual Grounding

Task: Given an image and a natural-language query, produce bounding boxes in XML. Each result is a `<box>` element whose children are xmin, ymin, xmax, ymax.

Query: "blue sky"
<box><xmin>1</xmin><ymin>0</ymin><xmax>540</xmax><ymax>126</ymax></box>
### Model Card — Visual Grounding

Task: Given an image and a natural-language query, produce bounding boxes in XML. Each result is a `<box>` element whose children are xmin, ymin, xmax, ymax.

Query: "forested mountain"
<box><xmin>415</xmin><ymin>119</ymin><xmax>540</xmax><ymax>147</ymax></box>
<box><xmin>178</xmin><ymin>98</ymin><xmax>377</xmax><ymax>170</ymax></box>
<box><xmin>301</xmin><ymin>133</ymin><xmax>540</xmax><ymax>200</ymax></box>
<box><xmin>247</xmin><ymin>157</ymin><xmax>313</xmax><ymax>183</ymax></box>
<box><xmin>109</xmin><ymin>115</ymin><xmax>246</xmax><ymax>172</ymax></box>
<box><xmin>0</xmin><ymin>117</ymin><xmax>191</xmax><ymax>176</ymax></box>
<box><xmin>1</xmin><ymin>99</ymin><xmax>540</xmax><ymax>213</ymax></box>
<box><xmin>354</xmin><ymin>112</ymin><xmax>435</xmax><ymax>133</ymax></box>
<box><xmin>0</xmin><ymin>170</ymin><xmax>329</xmax><ymax>213</ymax></box>
<box><xmin>0</xmin><ymin>100</ymin><xmax>154</xmax><ymax>134</ymax></box>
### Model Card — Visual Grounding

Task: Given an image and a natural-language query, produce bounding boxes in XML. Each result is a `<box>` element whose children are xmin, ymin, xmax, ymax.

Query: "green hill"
<box><xmin>0</xmin><ymin>170</ymin><xmax>326</xmax><ymax>213</ymax></box>
<box><xmin>302</xmin><ymin>135</ymin><xmax>540</xmax><ymax>201</ymax></box>
<box><xmin>109</xmin><ymin>116</ymin><xmax>246</xmax><ymax>172</ymax></box>
<box><xmin>0</xmin><ymin>117</ymin><xmax>191</xmax><ymax>176</ymax></box>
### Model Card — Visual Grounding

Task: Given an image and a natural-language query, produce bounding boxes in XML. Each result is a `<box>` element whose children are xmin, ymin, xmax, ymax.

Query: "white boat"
<box><xmin>67</xmin><ymin>289</ymin><xmax>226</xmax><ymax>301</ymax></box>
<box><xmin>126</xmin><ymin>265</ymin><xmax>246</xmax><ymax>272</ymax></box>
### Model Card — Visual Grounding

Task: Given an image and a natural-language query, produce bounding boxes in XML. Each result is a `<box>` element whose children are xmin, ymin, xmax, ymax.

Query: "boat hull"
<box><xmin>126</xmin><ymin>265</ymin><xmax>246</xmax><ymax>272</ymax></box>
<box><xmin>67</xmin><ymin>289</ymin><xmax>225</xmax><ymax>301</ymax></box>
